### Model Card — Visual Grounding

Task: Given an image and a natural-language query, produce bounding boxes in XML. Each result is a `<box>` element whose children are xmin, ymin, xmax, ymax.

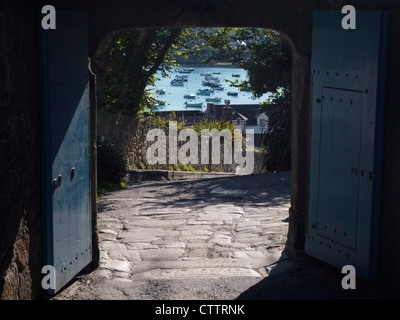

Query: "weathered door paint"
<box><xmin>40</xmin><ymin>11</ymin><xmax>91</xmax><ymax>294</ymax></box>
<box><xmin>306</xmin><ymin>10</ymin><xmax>388</xmax><ymax>280</ymax></box>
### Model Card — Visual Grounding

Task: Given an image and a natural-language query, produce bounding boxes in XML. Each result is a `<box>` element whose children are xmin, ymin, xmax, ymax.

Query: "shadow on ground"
<box><xmin>236</xmin><ymin>251</ymin><xmax>400</xmax><ymax>300</ymax></box>
<box><xmin>124</xmin><ymin>171</ymin><xmax>291</xmax><ymax>209</ymax></box>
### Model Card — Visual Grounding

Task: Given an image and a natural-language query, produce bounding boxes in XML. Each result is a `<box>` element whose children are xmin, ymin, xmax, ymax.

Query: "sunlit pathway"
<box><xmin>54</xmin><ymin>172</ymin><xmax>291</xmax><ymax>300</ymax></box>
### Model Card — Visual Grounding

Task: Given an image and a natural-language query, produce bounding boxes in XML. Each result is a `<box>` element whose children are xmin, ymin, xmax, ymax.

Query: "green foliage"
<box><xmin>199</xmin><ymin>28</ymin><xmax>292</xmax><ymax>172</ymax></box>
<box><xmin>200</xmin><ymin>28</ymin><xmax>292</xmax><ymax>96</ymax></box>
<box><xmin>97</xmin><ymin>137</ymin><xmax>128</xmax><ymax>194</ymax></box>
<box><xmin>149</xmin><ymin>115</ymin><xmax>168</xmax><ymax>127</ymax></box>
<box><xmin>169</xmin><ymin>111</ymin><xmax>176</xmax><ymax>120</ymax></box>
<box><xmin>178</xmin><ymin>163</ymin><xmax>196</xmax><ymax>172</ymax></box>
<box><xmin>96</xmin><ymin>27</ymin><xmax>292</xmax><ymax>172</ymax></box>
<box><xmin>95</xmin><ymin>28</ymin><xmax>201</xmax><ymax>116</ymax></box>
<box><xmin>168</xmin><ymin>164</ymin><xmax>208</xmax><ymax>172</ymax></box>
<box><xmin>191</xmin><ymin>118</ymin><xmax>236</xmax><ymax>135</ymax></box>
<box><xmin>137</xmin><ymin>162</ymin><xmax>152</xmax><ymax>170</ymax></box>
<box><xmin>261</xmin><ymin>88</ymin><xmax>292</xmax><ymax>172</ymax></box>
<box><xmin>143</xmin><ymin>113</ymin><xmax>186</xmax><ymax>130</ymax></box>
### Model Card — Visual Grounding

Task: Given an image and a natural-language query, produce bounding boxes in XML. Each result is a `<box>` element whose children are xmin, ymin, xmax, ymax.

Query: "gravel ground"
<box><xmin>52</xmin><ymin>171</ymin><xmax>400</xmax><ymax>301</ymax></box>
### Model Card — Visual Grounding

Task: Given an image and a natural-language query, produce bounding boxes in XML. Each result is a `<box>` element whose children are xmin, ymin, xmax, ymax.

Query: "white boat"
<box><xmin>205</xmin><ymin>75</ymin><xmax>219</xmax><ymax>81</ymax></box>
<box><xmin>232</xmin><ymin>73</ymin><xmax>240</xmax><ymax>77</ymax></box>
<box><xmin>176</xmin><ymin>68</ymin><xmax>192</xmax><ymax>73</ymax></box>
<box><xmin>202</xmin><ymin>80</ymin><xmax>220</xmax><ymax>87</ymax></box>
<box><xmin>171</xmin><ymin>80</ymin><xmax>185</xmax><ymax>86</ymax></box>
<box><xmin>184</xmin><ymin>93</ymin><xmax>196</xmax><ymax>99</ymax></box>
<box><xmin>174</xmin><ymin>76</ymin><xmax>188</xmax><ymax>82</ymax></box>
<box><xmin>156</xmin><ymin>89</ymin><xmax>166</xmax><ymax>94</ymax></box>
<box><xmin>200</xmin><ymin>72</ymin><xmax>212</xmax><ymax>76</ymax></box>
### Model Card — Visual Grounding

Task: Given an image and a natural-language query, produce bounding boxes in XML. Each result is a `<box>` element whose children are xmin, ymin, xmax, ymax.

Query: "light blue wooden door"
<box><xmin>40</xmin><ymin>11</ymin><xmax>91</xmax><ymax>294</ymax></box>
<box><xmin>306</xmin><ymin>10</ymin><xmax>388</xmax><ymax>280</ymax></box>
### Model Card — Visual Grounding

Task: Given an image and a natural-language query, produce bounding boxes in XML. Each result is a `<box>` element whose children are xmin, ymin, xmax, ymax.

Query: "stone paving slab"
<box><xmin>54</xmin><ymin>172</ymin><xmax>293</xmax><ymax>300</ymax></box>
<box><xmin>52</xmin><ymin>168</ymin><xmax>400</xmax><ymax>300</ymax></box>
<box><xmin>130</xmin><ymin>267</ymin><xmax>263</xmax><ymax>281</ymax></box>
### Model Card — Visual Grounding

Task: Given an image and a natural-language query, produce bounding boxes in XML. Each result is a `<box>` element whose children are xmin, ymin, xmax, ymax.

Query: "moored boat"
<box><xmin>227</xmin><ymin>91</ymin><xmax>239</xmax><ymax>96</ymax></box>
<box><xmin>206</xmin><ymin>97</ymin><xmax>221</xmax><ymax>102</ymax></box>
<box><xmin>205</xmin><ymin>75</ymin><xmax>220</xmax><ymax>81</ymax></box>
<box><xmin>184</xmin><ymin>93</ymin><xmax>196</xmax><ymax>99</ymax></box>
<box><xmin>202</xmin><ymin>80</ymin><xmax>221</xmax><ymax>87</ymax></box>
<box><xmin>171</xmin><ymin>80</ymin><xmax>185</xmax><ymax>86</ymax></box>
<box><xmin>185</xmin><ymin>102</ymin><xmax>203</xmax><ymax>108</ymax></box>
<box><xmin>197</xmin><ymin>88</ymin><xmax>214</xmax><ymax>95</ymax></box>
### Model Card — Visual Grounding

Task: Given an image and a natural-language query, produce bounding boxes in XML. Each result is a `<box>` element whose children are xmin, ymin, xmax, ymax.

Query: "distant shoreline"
<box><xmin>178</xmin><ymin>62</ymin><xmax>239</xmax><ymax>68</ymax></box>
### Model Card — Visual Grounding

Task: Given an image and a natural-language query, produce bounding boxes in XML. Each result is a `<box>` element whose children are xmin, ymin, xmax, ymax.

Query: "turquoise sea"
<box><xmin>148</xmin><ymin>65</ymin><xmax>271</xmax><ymax>111</ymax></box>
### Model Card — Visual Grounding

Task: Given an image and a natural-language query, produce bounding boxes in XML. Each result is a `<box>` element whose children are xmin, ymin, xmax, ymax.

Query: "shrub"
<box><xmin>261</xmin><ymin>91</ymin><xmax>291</xmax><ymax>173</ymax></box>
<box><xmin>191</xmin><ymin>118</ymin><xmax>236</xmax><ymax>135</ymax></box>
<box><xmin>97</xmin><ymin>137</ymin><xmax>128</xmax><ymax>188</ymax></box>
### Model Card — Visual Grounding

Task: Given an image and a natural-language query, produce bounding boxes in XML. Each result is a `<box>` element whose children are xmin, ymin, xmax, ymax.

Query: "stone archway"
<box><xmin>85</xmin><ymin>1</ymin><xmax>320</xmax><ymax>266</ymax></box>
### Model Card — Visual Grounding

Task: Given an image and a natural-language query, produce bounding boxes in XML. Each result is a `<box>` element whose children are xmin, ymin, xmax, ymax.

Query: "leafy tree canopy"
<box><xmin>94</xmin><ymin>27</ymin><xmax>291</xmax><ymax>117</ymax></box>
<box><xmin>94</xmin><ymin>28</ymin><xmax>200</xmax><ymax>116</ymax></box>
<box><xmin>198</xmin><ymin>28</ymin><xmax>292</xmax><ymax>99</ymax></box>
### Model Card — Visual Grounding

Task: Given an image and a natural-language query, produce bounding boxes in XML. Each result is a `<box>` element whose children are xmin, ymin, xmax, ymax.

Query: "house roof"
<box><xmin>206</xmin><ymin>104</ymin><xmax>267</xmax><ymax>126</ymax></box>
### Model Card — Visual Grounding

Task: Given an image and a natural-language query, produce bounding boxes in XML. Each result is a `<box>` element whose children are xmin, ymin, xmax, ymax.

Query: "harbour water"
<box><xmin>148</xmin><ymin>65</ymin><xmax>271</xmax><ymax>111</ymax></box>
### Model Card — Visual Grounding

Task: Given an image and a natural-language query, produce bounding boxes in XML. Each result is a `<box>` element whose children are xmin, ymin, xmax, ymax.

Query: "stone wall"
<box><xmin>97</xmin><ymin>113</ymin><xmax>267</xmax><ymax>174</ymax></box>
<box><xmin>2</xmin><ymin>0</ymin><xmax>400</xmax><ymax>300</ymax></box>
<box><xmin>0</xmin><ymin>1</ymin><xmax>43</xmax><ymax>299</ymax></box>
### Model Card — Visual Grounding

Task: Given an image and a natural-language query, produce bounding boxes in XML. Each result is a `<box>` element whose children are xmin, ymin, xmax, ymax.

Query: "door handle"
<box><xmin>70</xmin><ymin>167</ymin><xmax>76</xmax><ymax>181</ymax></box>
<box><xmin>350</xmin><ymin>167</ymin><xmax>358</xmax><ymax>176</ymax></box>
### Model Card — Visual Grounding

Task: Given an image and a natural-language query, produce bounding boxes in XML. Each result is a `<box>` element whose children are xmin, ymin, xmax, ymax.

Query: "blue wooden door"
<box><xmin>40</xmin><ymin>11</ymin><xmax>91</xmax><ymax>294</ymax></box>
<box><xmin>306</xmin><ymin>11</ymin><xmax>388</xmax><ymax>280</ymax></box>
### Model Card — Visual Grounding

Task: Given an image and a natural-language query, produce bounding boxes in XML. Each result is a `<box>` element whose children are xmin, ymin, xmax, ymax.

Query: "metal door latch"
<box><xmin>70</xmin><ymin>167</ymin><xmax>76</xmax><ymax>181</ymax></box>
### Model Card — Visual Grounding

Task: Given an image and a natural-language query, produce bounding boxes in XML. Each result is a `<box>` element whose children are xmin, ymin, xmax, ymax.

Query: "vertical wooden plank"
<box><xmin>40</xmin><ymin>10</ymin><xmax>91</xmax><ymax>294</ymax></box>
<box><xmin>306</xmin><ymin>10</ymin><xmax>388</xmax><ymax>280</ymax></box>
